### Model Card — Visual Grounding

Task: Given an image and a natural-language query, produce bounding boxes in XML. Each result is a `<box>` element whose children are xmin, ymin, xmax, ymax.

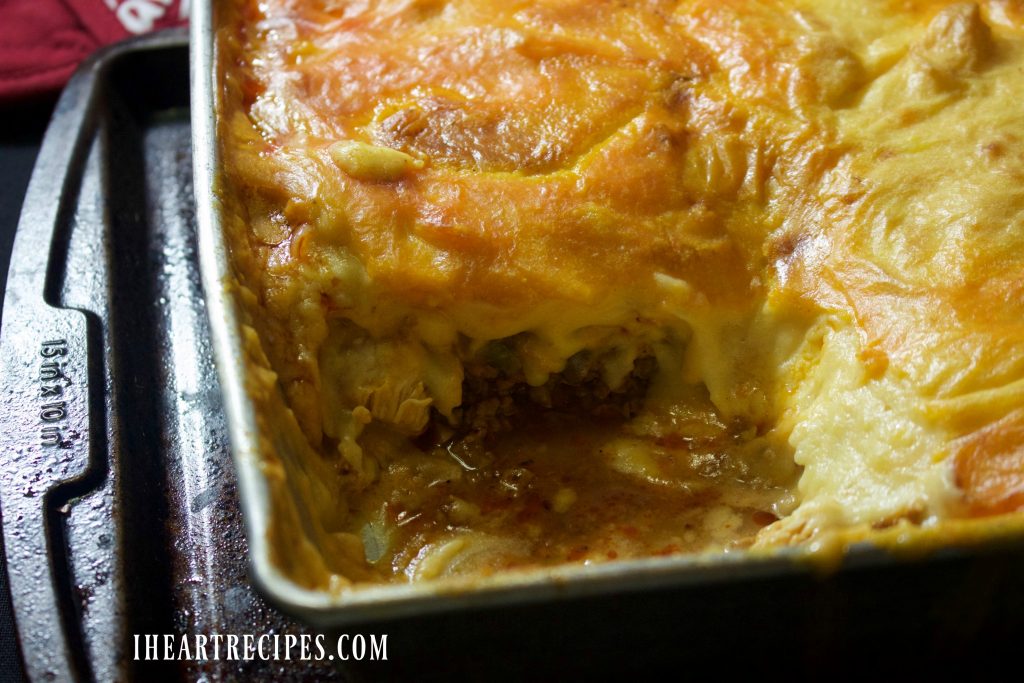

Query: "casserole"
<box><xmin>192</xmin><ymin>0</ymin><xmax>1024</xmax><ymax>625</ymax></box>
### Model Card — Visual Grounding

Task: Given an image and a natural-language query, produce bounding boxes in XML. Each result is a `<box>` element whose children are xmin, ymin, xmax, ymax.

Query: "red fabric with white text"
<box><xmin>0</xmin><ymin>0</ymin><xmax>188</xmax><ymax>101</ymax></box>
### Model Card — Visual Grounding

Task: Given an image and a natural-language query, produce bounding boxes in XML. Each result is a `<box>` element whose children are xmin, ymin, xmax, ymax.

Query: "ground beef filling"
<box><xmin>427</xmin><ymin>349</ymin><xmax>659</xmax><ymax>443</ymax></box>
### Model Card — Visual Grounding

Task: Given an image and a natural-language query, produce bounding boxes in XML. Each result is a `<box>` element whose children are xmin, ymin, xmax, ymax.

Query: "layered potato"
<box><xmin>215</xmin><ymin>0</ymin><xmax>1024</xmax><ymax>587</ymax></box>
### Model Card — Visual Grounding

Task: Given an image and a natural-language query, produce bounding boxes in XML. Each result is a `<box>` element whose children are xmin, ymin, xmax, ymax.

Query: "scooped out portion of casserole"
<box><xmin>215</xmin><ymin>0</ymin><xmax>1024</xmax><ymax>587</ymax></box>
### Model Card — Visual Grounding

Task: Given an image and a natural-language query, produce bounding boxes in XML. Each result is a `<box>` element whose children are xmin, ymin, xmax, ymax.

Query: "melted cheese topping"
<box><xmin>216</xmin><ymin>0</ymin><xmax>1024</xmax><ymax>589</ymax></box>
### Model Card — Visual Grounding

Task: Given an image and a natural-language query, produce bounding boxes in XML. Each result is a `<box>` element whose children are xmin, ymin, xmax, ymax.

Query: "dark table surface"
<box><xmin>0</xmin><ymin>94</ymin><xmax>58</xmax><ymax>683</ymax></box>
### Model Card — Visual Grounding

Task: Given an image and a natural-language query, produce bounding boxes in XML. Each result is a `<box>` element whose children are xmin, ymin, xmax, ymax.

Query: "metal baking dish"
<box><xmin>189</xmin><ymin>0</ymin><xmax>1024</xmax><ymax>674</ymax></box>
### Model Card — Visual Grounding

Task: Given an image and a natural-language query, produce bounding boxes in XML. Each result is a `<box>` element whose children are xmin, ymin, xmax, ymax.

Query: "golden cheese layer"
<box><xmin>216</xmin><ymin>0</ymin><xmax>1024</xmax><ymax>588</ymax></box>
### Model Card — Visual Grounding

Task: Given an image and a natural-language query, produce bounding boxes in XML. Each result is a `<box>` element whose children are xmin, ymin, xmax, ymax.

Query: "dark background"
<box><xmin>0</xmin><ymin>94</ymin><xmax>57</xmax><ymax>683</ymax></box>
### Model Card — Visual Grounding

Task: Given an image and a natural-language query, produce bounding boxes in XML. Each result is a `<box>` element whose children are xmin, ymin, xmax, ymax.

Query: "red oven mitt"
<box><xmin>0</xmin><ymin>0</ymin><xmax>188</xmax><ymax>101</ymax></box>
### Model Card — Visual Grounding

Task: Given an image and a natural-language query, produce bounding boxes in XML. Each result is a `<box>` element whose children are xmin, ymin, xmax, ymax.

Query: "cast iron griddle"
<box><xmin>0</xmin><ymin>31</ymin><xmax>337</xmax><ymax>682</ymax></box>
<box><xmin>2</xmin><ymin>29</ymin><xmax>1024</xmax><ymax>683</ymax></box>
